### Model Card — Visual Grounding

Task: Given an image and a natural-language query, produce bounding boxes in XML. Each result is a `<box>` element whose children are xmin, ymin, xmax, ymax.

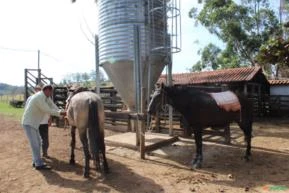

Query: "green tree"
<box><xmin>82</xmin><ymin>72</ymin><xmax>91</xmax><ymax>87</ymax></box>
<box><xmin>192</xmin><ymin>43</ymin><xmax>221</xmax><ymax>71</ymax></box>
<box><xmin>90</xmin><ymin>70</ymin><xmax>106</xmax><ymax>82</ymax></box>
<box><xmin>256</xmin><ymin>36</ymin><xmax>289</xmax><ymax>77</ymax></box>
<box><xmin>189</xmin><ymin>0</ymin><xmax>281</xmax><ymax>71</ymax></box>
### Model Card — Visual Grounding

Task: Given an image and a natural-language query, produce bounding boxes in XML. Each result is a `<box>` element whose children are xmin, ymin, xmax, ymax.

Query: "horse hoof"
<box><xmin>244</xmin><ymin>155</ymin><xmax>251</xmax><ymax>162</ymax></box>
<box><xmin>104</xmin><ymin>167</ymin><xmax>110</xmax><ymax>174</ymax></box>
<box><xmin>84</xmin><ymin>173</ymin><xmax>90</xmax><ymax>178</ymax></box>
<box><xmin>191</xmin><ymin>161</ymin><xmax>202</xmax><ymax>170</ymax></box>
<box><xmin>69</xmin><ymin>159</ymin><xmax>75</xmax><ymax>165</ymax></box>
<box><xmin>191</xmin><ymin>163</ymin><xmax>202</xmax><ymax>170</ymax></box>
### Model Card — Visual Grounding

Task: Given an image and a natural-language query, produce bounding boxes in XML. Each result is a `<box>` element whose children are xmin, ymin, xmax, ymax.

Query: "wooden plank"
<box><xmin>105</xmin><ymin>111</ymin><xmax>130</xmax><ymax>119</ymax></box>
<box><xmin>145</xmin><ymin>136</ymin><xmax>179</xmax><ymax>152</ymax></box>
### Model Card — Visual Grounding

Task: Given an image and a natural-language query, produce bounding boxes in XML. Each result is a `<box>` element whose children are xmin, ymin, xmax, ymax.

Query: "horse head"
<box><xmin>66</xmin><ymin>86</ymin><xmax>89</xmax><ymax>109</ymax></box>
<box><xmin>147</xmin><ymin>83</ymin><xmax>167</xmax><ymax>115</ymax></box>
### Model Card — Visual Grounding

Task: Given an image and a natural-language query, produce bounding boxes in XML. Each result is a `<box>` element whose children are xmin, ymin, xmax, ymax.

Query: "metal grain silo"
<box><xmin>97</xmin><ymin>0</ymin><xmax>180</xmax><ymax>111</ymax></box>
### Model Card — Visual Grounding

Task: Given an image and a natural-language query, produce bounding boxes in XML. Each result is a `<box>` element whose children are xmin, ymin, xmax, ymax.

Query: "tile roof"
<box><xmin>269</xmin><ymin>79</ymin><xmax>289</xmax><ymax>85</ymax></box>
<box><xmin>159</xmin><ymin>66</ymin><xmax>262</xmax><ymax>85</ymax></box>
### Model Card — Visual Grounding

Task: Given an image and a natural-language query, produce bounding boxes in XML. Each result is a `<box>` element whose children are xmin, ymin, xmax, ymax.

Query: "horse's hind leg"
<box><xmin>69</xmin><ymin>126</ymin><xmax>76</xmax><ymax>165</ymax></box>
<box><xmin>100</xmin><ymin>140</ymin><xmax>109</xmax><ymax>173</ymax></box>
<box><xmin>79</xmin><ymin>132</ymin><xmax>91</xmax><ymax>178</ymax></box>
<box><xmin>238</xmin><ymin>120</ymin><xmax>252</xmax><ymax>161</ymax></box>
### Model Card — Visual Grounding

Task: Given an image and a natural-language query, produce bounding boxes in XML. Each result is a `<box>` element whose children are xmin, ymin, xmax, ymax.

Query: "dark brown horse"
<box><xmin>147</xmin><ymin>84</ymin><xmax>253</xmax><ymax>169</ymax></box>
<box><xmin>66</xmin><ymin>88</ymin><xmax>109</xmax><ymax>177</ymax></box>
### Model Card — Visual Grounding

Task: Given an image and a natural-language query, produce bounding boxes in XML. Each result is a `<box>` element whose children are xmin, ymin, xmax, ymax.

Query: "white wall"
<box><xmin>270</xmin><ymin>86</ymin><xmax>289</xmax><ymax>95</ymax></box>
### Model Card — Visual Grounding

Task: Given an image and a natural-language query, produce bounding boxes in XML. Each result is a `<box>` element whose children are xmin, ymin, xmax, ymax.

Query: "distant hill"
<box><xmin>0</xmin><ymin>83</ymin><xmax>24</xmax><ymax>95</ymax></box>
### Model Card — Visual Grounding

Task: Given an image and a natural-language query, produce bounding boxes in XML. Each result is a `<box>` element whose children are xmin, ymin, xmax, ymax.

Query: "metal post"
<box><xmin>168</xmin><ymin>57</ymin><xmax>173</xmax><ymax>136</ymax></box>
<box><xmin>37</xmin><ymin>50</ymin><xmax>41</xmax><ymax>84</ymax></box>
<box><xmin>134</xmin><ymin>24</ymin><xmax>142</xmax><ymax>146</ymax></box>
<box><xmin>134</xmin><ymin>25</ymin><xmax>141</xmax><ymax>113</ymax></box>
<box><xmin>140</xmin><ymin>87</ymin><xmax>146</xmax><ymax>159</ymax></box>
<box><xmin>95</xmin><ymin>35</ymin><xmax>100</xmax><ymax>94</ymax></box>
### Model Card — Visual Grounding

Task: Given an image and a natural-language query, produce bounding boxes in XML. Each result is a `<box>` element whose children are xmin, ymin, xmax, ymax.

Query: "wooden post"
<box><xmin>155</xmin><ymin>111</ymin><xmax>160</xmax><ymax>133</ymax></box>
<box><xmin>243</xmin><ymin>84</ymin><xmax>248</xmax><ymax>96</ymax></box>
<box><xmin>24</xmin><ymin>69</ymin><xmax>28</xmax><ymax>101</ymax></box>
<box><xmin>135</xmin><ymin>118</ymin><xmax>140</xmax><ymax>146</ymax></box>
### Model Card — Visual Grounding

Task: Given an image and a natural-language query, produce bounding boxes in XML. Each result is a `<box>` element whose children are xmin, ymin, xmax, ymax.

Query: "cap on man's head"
<box><xmin>42</xmin><ymin>84</ymin><xmax>53</xmax><ymax>91</ymax></box>
<box><xmin>35</xmin><ymin>85</ymin><xmax>42</xmax><ymax>91</ymax></box>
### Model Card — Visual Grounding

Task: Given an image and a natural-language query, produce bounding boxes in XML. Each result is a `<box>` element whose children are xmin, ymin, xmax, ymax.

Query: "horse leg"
<box><xmin>93</xmin><ymin>151</ymin><xmax>101</xmax><ymax>172</ymax></box>
<box><xmin>191</xmin><ymin>127</ymin><xmax>203</xmax><ymax>169</ymax></box>
<box><xmin>69</xmin><ymin>126</ymin><xmax>76</xmax><ymax>165</ymax></box>
<box><xmin>100</xmin><ymin>139</ymin><xmax>109</xmax><ymax>173</ymax></box>
<box><xmin>79</xmin><ymin>132</ymin><xmax>91</xmax><ymax>178</ymax></box>
<box><xmin>238</xmin><ymin>120</ymin><xmax>252</xmax><ymax>161</ymax></box>
<box><xmin>224</xmin><ymin>124</ymin><xmax>231</xmax><ymax>144</ymax></box>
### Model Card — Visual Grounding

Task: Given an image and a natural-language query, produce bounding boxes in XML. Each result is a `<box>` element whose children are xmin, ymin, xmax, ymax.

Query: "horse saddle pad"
<box><xmin>209</xmin><ymin>91</ymin><xmax>241</xmax><ymax>112</ymax></box>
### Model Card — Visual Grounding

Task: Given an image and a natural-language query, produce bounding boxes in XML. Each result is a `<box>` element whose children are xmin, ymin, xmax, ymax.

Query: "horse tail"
<box><xmin>88</xmin><ymin>98</ymin><xmax>109</xmax><ymax>173</ymax></box>
<box><xmin>88</xmin><ymin>99</ymin><xmax>100</xmax><ymax>159</ymax></box>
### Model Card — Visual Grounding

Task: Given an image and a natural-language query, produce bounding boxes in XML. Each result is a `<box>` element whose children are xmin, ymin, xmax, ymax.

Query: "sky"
<box><xmin>0</xmin><ymin>0</ymin><xmax>222</xmax><ymax>86</ymax></box>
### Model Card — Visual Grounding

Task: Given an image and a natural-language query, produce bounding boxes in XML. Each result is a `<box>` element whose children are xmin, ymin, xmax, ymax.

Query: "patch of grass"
<box><xmin>0</xmin><ymin>102</ymin><xmax>24</xmax><ymax>121</ymax></box>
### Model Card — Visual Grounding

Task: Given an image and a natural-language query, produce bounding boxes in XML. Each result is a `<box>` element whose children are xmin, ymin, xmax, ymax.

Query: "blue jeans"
<box><xmin>39</xmin><ymin>124</ymin><xmax>49</xmax><ymax>155</ymax></box>
<box><xmin>22</xmin><ymin>124</ymin><xmax>44</xmax><ymax>167</ymax></box>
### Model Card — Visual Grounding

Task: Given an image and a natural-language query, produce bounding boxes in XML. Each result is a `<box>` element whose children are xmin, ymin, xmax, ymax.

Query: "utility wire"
<box><xmin>82</xmin><ymin>14</ymin><xmax>95</xmax><ymax>40</ymax></box>
<box><xmin>80</xmin><ymin>22</ymin><xmax>95</xmax><ymax>46</ymax></box>
<box><xmin>0</xmin><ymin>46</ymin><xmax>36</xmax><ymax>53</ymax></box>
<box><xmin>0</xmin><ymin>45</ymin><xmax>62</xmax><ymax>63</ymax></box>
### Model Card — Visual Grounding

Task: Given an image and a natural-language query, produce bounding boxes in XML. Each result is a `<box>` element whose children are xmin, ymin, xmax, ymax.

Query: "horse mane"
<box><xmin>66</xmin><ymin>87</ymin><xmax>91</xmax><ymax>108</ymax></box>
<box><xmin>165</xmin><ymin>85</ymin><xmax>206</xmax><ymax>97</ymax></box>
<box><xmin>72</xmin><ymin>87</ymin><xmax>89</xmax><ymax>95</ymax></box>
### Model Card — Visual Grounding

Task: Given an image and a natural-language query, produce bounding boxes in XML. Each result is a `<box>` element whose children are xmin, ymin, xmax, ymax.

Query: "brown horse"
<box><xmin>66</xmin><ymin>88</ymin><xmax>109</xmax><ymax>177</ymax></box>
<box><xmin>148</xmin><ymin>84</ymin><xmax>253</xmax><ymax>169</ymax></box>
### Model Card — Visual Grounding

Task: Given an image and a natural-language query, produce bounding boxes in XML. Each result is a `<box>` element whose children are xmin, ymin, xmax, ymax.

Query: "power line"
<box><xmin>0</xmin><ymin>46</ymin><xmax>36</xmax><ymax>53</ymax></box>
<box><xmin>80</xmin><ymin>22</ymin><xmax>95</xmax><ymax>46</ymax></box>
<box><xmin>0</xmin><ymin>45</ymin><xmax>62</xmax><ymax>63</ymax></box>
<box><xmin>40</xmin><ymin>51</ymin><xmax>62</xmax><ymax>62</ymax></box>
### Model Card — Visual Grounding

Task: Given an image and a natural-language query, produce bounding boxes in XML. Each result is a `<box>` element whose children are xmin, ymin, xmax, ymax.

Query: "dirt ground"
<box><xmin>1</xmin><ymin>115</ymin><xmax>289</xmax><ymax>193</ymax></box>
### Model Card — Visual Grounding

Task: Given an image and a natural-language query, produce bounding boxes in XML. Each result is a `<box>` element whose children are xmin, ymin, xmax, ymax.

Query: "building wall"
<box><xmin>270</xmin><ymin>86</ymin><xmax>289</xmax><ymax>95</ymax></box>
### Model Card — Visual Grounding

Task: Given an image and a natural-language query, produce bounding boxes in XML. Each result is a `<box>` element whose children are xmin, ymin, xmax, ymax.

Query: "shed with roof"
<box><xmin>159</xmin><ymin>66</ymin><xmax>269</xmax><ymax>96</ymax></box>
<box><xmin>269</xmin><ymin>79</ymin><xmax>289</xmax><ymax>95</ymax></box>
<box><xmin>268</xmin><ymin>79</ymin><xmax>289</xmax><ymax>117</ymax></box>
<box><xmin>158</xmin><ymin>66</ymin><xmax>270</xmax><ymax>116</ymax></box>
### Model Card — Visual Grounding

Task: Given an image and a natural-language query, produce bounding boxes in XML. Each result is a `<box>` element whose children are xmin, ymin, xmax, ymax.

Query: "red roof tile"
<box><xmin>159</xmin><ymin>67</ymin><xmax>262</xmax><ymax>85</ymax></box>
<box><xmin>269</xmin><ymin>79</ymin><xmax>289</xmax><ymax>85</ymax></box>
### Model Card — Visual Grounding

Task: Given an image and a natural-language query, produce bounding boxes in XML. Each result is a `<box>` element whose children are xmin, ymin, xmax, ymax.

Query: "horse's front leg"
<box><xmin>244</xmin><ymin>122</ymin><xmax>252</xmax><ymax>161</ymax></box>
<box><xmin>69</xmin><ymin>126</ymin><xmax>76</xmax><ymax>165</ymax></box>
<box><xmin>244</xmin><ymin>135</ymin><xmax>251</xmax><ymax>161</ymax></box>
<box><xmin>79</xmin><ymin>132</ymin><xmax>91</xmax><ymax>178</ymax></box>
<box><xmin>191</xmin><ymin>127</ymin><xmax>203</xmax><ymax>169</ymax></box>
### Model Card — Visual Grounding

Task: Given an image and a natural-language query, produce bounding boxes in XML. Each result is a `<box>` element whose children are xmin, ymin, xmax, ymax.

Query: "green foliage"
<box><xmin>0</xmin><ymin>102</ymin><xmax>24</xmax><ymax>121</ymax></box>
<box><xmin>0</xmin><ymin>83</ymin><xmax>24</xmax><ymax>95</ymax></box>
<box><xmin>192</xmin><ymin>43</ymin><xmax>221</xmax><ymax>71</ymax></box>
<box><xmin>256</xmin><ymin>37</ymin><xmax>289</xmax><ymax>66</ymax></box>
<box><xmin>60</xmin><ymin>69</ymin><xmax>107</xmax><ymax>86</ymax></box>
<box><xmin>190</xmin><ymin>0</ymin><xmax>281</xmax><ymax>71</ymax></box>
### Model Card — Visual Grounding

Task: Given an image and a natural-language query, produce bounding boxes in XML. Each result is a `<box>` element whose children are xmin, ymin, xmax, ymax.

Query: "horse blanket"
<box><xmin>209</xmin><ymin>91</ymin><xmax>241</xmax><ymax>112</ymax></box>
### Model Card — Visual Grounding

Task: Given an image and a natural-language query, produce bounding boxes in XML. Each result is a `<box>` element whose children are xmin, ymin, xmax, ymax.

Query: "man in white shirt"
<box><xmin>22</xmin><ymin>84</ymin><xmax>66</xmax><ymax>170</ymax></box>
